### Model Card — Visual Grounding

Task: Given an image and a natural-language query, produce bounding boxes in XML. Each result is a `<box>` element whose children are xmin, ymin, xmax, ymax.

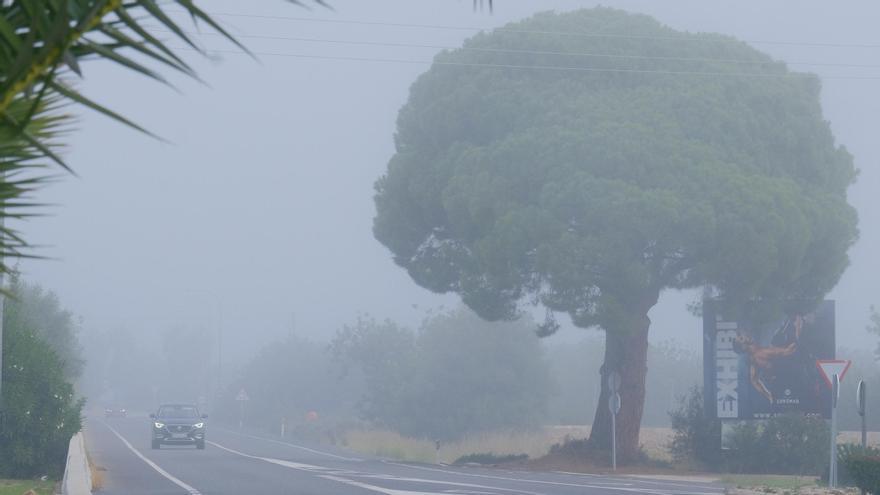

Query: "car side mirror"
<box><xmin>201</xmin><ymin>414</ymin><xmax>208</xmax><ymax>419</ymax></box>
<box><xmin>149</xmin><ymin>414</ymin><xmax>155</xmax><ymax>419</ymax></box>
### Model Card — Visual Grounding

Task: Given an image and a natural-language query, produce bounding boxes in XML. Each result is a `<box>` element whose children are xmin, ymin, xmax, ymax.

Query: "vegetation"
<box><xmin>832</xmin><ymin>444</ymin><xmax>880</xmax><ymax>487</ymax></box>
<box><xmin>4</xmin><ymin>276</ymin><xmax>83</xmax><ymax>380</ymax></box>
<box><xmin>669</xmin><ymin>387</ymin><xmax>829</xmax><ymax>474</ymax></box>
<box><xmin>333</xmin><ymin>308</ymin><xmax>552</xmax><ymax>440</ymax></box>
<box><xmin>844</xmin><ymin>455</ymin><xmax>880</xmax><ymax>494</ymax></box>
<box><xmin>0</xmin><ymin>281</ymin><xmax>84</xmax><ymax>479</ymax></box>
<box><xmin>669</xmin><ymin>386</ymin><xmax>722</xmax><ymax>466</ymax></box>
<box><xmin>373</xmin><ymin>7</ymin><xmax>857</xmax><ymax>461</ymax></box>
<box><xmin>868</xmin><ymin>306</ymin><xmax>880</xmax><ymax>360</ymax></box>
<box><xmin>219</xmin><ymin>334</ymin><xmax>360</xmax><ymax>435</ymax></box>
<box><xmin>0</xmin><ymin>479</ymin><xmax>56</xmax><ymax>495</ymax></box>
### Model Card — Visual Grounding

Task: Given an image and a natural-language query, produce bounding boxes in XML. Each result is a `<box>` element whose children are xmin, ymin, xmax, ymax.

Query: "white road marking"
<box><xmin>554</xmin><ymin>471</ymin><xmax>724</xmax><ymax>490</ymax></box>
<box><xmin>103</xmin><ymin>422</ymin><xmax>202</xmax><ymax>495</ymax></box>
<box><xmin>383</xmin><ymin>461</ymin><xmax>723</xmax><ymax>495</ymax></box>
<box><xmin>214</xmin><ymin>427</ymin><xmax>361</xmax><ymax>461</ymax></box>
<box><xmin>320</xmin><ymin>474</ymin><xmax>438</xmax><ymax>495</ymax></box>
<box><xmin>209</xmin><ymin>441</ymin><xmax>536</xmax><ymax>495</ymax></box>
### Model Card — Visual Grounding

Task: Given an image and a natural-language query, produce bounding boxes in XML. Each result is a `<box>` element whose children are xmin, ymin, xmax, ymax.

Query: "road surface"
<box><xmin>86</xmin><ymin>415</ymin><xmax>725</xmax><ymax>495</ymax></box>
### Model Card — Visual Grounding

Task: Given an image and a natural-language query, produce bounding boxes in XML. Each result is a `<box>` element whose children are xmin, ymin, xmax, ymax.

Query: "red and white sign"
<box><xmin>816</xmin><ymin>360</ymin><xmax>851</xmax><ymax>388</ymax></box>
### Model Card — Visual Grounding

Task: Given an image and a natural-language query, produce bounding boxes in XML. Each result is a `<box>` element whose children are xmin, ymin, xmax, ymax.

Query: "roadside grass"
<box><xmin>721</xmin><ymin>474</ymin><xmax>819</xmax><ymax>491</ymax></box>
<box><xmin>344</xmin><ymin>427</ymin><xmax>604</xmax><ymax>464</ymax></box>
<box><xmin>0</xmin><ymin>479</ymin><xmax>56</xmax><ymax>495</ymax></box>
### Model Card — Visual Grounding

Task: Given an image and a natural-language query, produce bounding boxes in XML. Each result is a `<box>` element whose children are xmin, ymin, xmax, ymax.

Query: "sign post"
<box><xmin>829</xmin><ymin>374</ymin><xmax>839</xmax><ymax>488</ymax></box>
<box><xmin>816</xmin><ymin>361</ymin><xmax>849</xmax><ymax>489</ymax></box>
<box><xmin>608</xmin><ymin>371</ymin><xmax>621</xmax><ymax>472</ymax></box>
<box><xmin>857</xmin><ymin>380</ymin><xmax>867</xmax><ymax>449</ymax></box>
<box><xmin>236</xmin><ymin>388</ymin><xmax>250</xmax><ymax>431</ymax></box>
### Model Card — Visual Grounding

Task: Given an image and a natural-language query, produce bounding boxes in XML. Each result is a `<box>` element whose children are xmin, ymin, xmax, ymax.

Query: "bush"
<box><xmin>669</xmin><ymin>387</ymin><xmax>828</xmax><ymax>474</ymax></box>
<box><xmin>669</xmin><ymin>386</ymin><xmax>722</xmax><ymax>466</ymax></box>
<box><xmin>829</xmin><ymin>444</ymin><xmax>880</xmax><ymax>486</ymax></box>
<box><xmin>724</xmin><ymin>415</ymin><xmax>828</xmax><ymax>474</ymax></box>
<box><xmin>845</xmin><ymin>455</ymin><xmax>880</xmax><ymax>494</ymax></box>
<box><xmin>0</xmin><ymin>323</ymin><xmax>83</xmax><ymax>478</ymax></box>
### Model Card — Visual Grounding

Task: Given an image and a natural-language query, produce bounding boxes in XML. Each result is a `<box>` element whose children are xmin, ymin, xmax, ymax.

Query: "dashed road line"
<box><xmin>214</xmin><ymin>427</ymin><xmax>361</xmax><ymax>461</ymax></box>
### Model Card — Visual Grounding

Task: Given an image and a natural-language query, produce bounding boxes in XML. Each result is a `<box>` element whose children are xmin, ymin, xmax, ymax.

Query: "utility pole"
<box><xmin>0</xmin><ymin>212</ymin><xmax>6</xmax><ymax>429</ymax></box>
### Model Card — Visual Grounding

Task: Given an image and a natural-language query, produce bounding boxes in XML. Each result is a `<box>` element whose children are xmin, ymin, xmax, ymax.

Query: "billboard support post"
<box><xmin>829</xmin><ymin>373</ymin><xmax>839</xmax><ymax>488</ymax></box>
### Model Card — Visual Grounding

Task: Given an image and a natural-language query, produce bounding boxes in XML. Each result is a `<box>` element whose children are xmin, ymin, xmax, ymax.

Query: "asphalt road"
<box><xmin>86</xmin><ymin>415</ymin><xmax>726</xmax><ymax>495</ymax></box>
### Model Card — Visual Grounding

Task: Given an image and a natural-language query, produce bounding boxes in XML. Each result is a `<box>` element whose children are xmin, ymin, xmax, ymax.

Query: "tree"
<box><xmin>4</xmin><ymin>276</ymin><xmax>83</xmax><ymax>380</ymax></box>
<box><xmin>223</xmin><ymin>335</ymin><xmax>360</xmax><ymax>434</ymax></box>
<box><xmin>869</xmin><ymin>306</ymin><xmax>880</xmax><ymax>360</ymax></box>
<box><xmin>373</xmin><ymin>8</ymin><xmax>857</xmax><ymax>460</ymax></box>
<box><xmin>0</xmin><ymin>281</ymin><xmax>83</xmax><ymax>478</ymax></box>
<box><xmin>332</xmin><ymin>309</ymin><xmax>551</xmax><ymax>440</ymax></box>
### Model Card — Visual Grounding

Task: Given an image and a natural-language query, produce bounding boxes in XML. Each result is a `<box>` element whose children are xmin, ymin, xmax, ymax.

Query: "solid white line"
<box><xmin>383</xmin><ymin>461</ymin><xmax>720</xmax><ymax>495</ymax></box>
<box><xmin>214</xmin><ymin>427</ymin><xmax>361</xmax><ymax>461</ymax></box>
<box><xmin>209</xmin><ymin>441</ymin><xmax>539</xmax><ymax>495</ymax></box>
<box><xmin>103</xmin><ymin>422</ymin><xmax>202</xmax><ymax>495</ymax></box>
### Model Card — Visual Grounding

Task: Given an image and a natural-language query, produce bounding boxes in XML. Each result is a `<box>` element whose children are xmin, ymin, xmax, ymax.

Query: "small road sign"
<box><xmin>608</xmin><ymin>393</ymin><xmax>621</xmax><ymax>415</ymax></box>
<box><xmin>608</xmin><ymin>371</ymin><xmax>621</xmax><ymax>392</ymax></box>
<box><xmin>235</xmin><ymin>389</ymin><xmax>250</xmax><ymax>402</ymax></box>
<box><xmin>816</xmin><ymin>360</ymin><xmax>851</xmax><ymax>388</ymax></box>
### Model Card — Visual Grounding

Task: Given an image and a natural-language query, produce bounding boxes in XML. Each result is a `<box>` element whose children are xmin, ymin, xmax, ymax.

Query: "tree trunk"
<box><xmin>587</xmin><ymin>296</ymin><xmax>657</xmax><ymax>462</ymax></box>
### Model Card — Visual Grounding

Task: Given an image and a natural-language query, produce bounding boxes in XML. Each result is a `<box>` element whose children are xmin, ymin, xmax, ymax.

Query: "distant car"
<box><xmin>104</xmin><ymin>407</ymin><xmax>127</xmax><ymax>418</ymax></box>
<box><xmin>150</xmin><ymin>403</ymin><xmax>207</xmax><ymax>450</ymax></box>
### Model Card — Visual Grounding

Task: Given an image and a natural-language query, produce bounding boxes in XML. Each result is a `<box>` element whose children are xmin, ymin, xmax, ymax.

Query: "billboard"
<box><xmin>703</xmin><ymin>300</ymin><xmax>835</xmax><ymax>420</ymax></box>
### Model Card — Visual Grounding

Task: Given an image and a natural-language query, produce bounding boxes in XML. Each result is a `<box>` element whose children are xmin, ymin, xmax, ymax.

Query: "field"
<box><xmin>0</xmin><ymin>479</ymin><xmax>56</xmax><ymax>495</ymax></box>
<box><xmin>342</xmin><ymin>426</ymin><xmax>880</xmax><ymax>465</ymax></box>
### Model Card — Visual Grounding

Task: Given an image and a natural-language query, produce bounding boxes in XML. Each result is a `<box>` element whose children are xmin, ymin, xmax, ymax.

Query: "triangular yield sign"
<box><xmin>236</xmin><ymin>388</ymin><xmax>250</xmax><ymax>401</ymax></box>
<box><xmin>816</xmin><ymin>360</ymin><xmax>851</xmax><ymax>388</ymax></box>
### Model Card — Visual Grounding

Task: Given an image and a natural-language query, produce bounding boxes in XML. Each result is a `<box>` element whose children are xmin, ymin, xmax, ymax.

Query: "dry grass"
<box><xmin>342</xmin><ymin>426</ymin><xmax>675</xmax><ymax>464</ymax></box>
<box><xmin>342</xmin><ymin>426</ymin><xmax>879</xmax><ymax>466</ymax></box>
<box><xmin>85</xmin><ymin>440</ymin><xmax>105</xmax><ymax>491</ymax></box>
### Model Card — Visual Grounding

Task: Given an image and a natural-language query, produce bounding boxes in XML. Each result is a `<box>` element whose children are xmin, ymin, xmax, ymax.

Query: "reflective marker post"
<box><xmin>829</xmin><ymin>373</ymin><xmax>840</xmax><ymax>488</ymax></box>
<box><xmin>608</xmin><ymin>371</ymin><xmax>622</xmax><ymax>472</ymax></box>
<box><xmin>857</xmin><ymin>380</ymin><xmax>867</xmax><ymax>449</ymax></box>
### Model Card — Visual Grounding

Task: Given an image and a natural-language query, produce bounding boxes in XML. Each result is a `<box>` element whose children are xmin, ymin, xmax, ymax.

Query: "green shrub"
<box><xmin>669</xmin><ymin>386</ymin><xmax>722</xmax><ymax>466</ymax></box>
<box><xmin>845</xmin><ymin>455</ymin><xmax>880</xmax><ymax>494</ymax></box>
<box><xmin>0</xmin><ymin>319</ymin><xmax>83</xmax><ymax>478</ymax></box>
<box><xmin>669</xmin><ymin>388</ymin><xmax>828</xmax><ymax>474</ymax></box>
<box><xmin>453</xmin><ymin>453</ymin><xmax>528</xmax><ymax>465</ymax></box>
<box><xmin>828</xmin><ymin>444</ymin><xmax>880</xmax><ymax>486</ymax></box>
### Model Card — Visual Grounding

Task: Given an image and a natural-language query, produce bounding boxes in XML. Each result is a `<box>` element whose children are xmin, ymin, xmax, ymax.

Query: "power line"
<box><xmin>172</xmin><ymin>10</ymin><xmax>880</xmax><ymax>50</ymax></box>
<box><xmin>166</xmin><ymin>29</ymin><xmax>880</xmax><ymax>71</ymax></box>
<box><xmin>181</xmin><ymin>46</ymin><xmax>880</xmax><ymax>81</ymax></box>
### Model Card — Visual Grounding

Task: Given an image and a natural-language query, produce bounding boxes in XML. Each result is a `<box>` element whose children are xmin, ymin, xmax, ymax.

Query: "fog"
<box><xmin>13</xmin><ymin>0</ymin><xmax>880</xmax><ymax>387</ymax></box>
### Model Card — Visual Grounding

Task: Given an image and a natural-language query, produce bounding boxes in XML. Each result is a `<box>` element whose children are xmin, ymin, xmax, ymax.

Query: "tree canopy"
<box><xmin>373</xmin><ymin>7</ymin><xmax>858</xmax><ymax>459</ymax></box>
<box><xmin>374</xmin><ymin>8</ymin><xmax>857</xmax><ymax>331</ymax></box>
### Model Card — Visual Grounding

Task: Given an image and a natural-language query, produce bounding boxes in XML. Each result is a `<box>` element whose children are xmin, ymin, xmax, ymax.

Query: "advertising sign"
<box><xmin>703</xmin><ymin>300</ymin><xmax>835</xmax><ymax>419</ymax></box>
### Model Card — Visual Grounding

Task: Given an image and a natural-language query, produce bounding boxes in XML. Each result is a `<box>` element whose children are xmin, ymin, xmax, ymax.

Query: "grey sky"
<box><xmin>15</xmin><ymin>0</ymin><xmax>880</xmax><ymax>365</ymax></box>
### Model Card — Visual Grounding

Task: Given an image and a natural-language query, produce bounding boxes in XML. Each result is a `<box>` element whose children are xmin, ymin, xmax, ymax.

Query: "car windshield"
<box><xmin>157</xmin><ymin>405</ymin><xmax>199</xmax><ymax>418</ymax></box>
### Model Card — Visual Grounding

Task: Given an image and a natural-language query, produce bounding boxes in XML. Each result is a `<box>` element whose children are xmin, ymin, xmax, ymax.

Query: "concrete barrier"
<box><xmin>61</xmin><ymin>432</ymin><xmax>92</xmax><ymax>495</ymax></box>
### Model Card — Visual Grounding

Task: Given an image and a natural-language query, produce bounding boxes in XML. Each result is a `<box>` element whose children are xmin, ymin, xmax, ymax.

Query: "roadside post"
<box><xmin>817</xmin><ymin>360</ymin><xmax>850</xmax><ymax>489</ymax></box>
<box><xmin>857</xmin><ymin>380</ymin><xmax>867</xmax><ymax>495</ymax></box>
<box><xmin>236</xmin><ymin>388</ymin><xmax>250</xmax><ymax>431</ymax></box>
<box><xmin>830</xmin><ymin>374</ymin><xmax>839</xmax><ymax>488</ymax></box>
<box><xmin>857</xmin><ymin>380</ymin><xmax>867</xmax><ymax>449</ymax></box>
<box><xmin>608</xmin><ymin>371</ymin><xmax>622</xmax><ymax>472</ymax></box>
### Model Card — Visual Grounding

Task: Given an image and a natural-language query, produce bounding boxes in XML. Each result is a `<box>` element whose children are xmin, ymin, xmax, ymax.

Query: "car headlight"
<box><xmin>193</xmin><ymin>422</ymin><xmax>204</xmax><ymax>429</ymax></box>
<box><xmin>154</xmin><ymin>422</ymin><xmax>165</xmax><ymax>428</ymax></box>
